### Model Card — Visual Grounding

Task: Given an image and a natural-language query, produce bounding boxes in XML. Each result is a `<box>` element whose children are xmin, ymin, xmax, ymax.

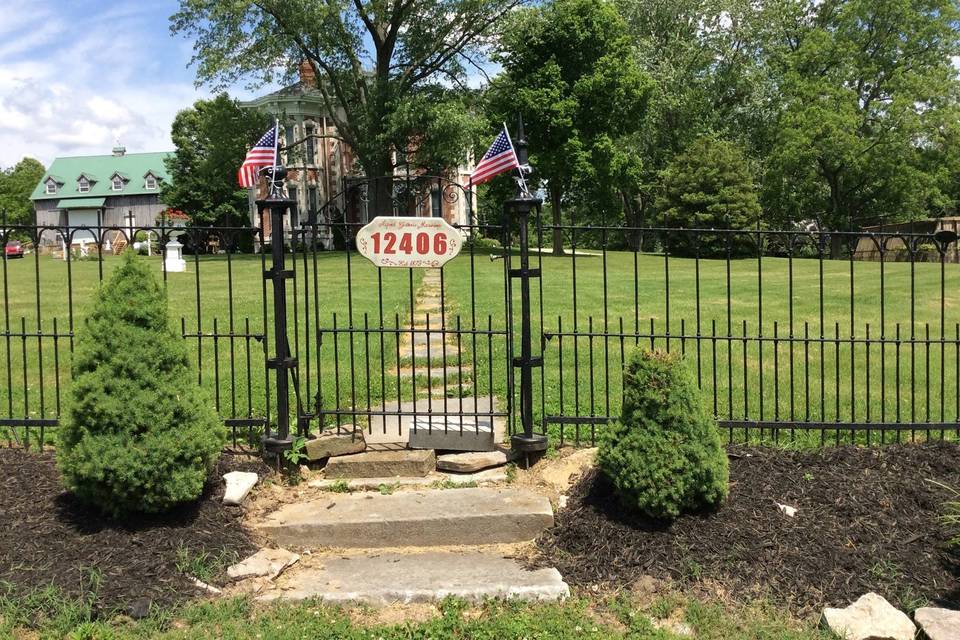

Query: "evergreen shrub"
<box><xmin>57</xmin><ymin>253</ymin><xmax>225</xmax><ymax>515</ymax></box>
<box><xmin>598</xmin><ymin>348</ymin><xmax>729</xmax><ymax>520</ymax></box>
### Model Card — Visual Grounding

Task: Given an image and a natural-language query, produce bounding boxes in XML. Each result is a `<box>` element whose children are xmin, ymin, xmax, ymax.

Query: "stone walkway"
<box><xmin>397</xmin><ymin>270</ymin><xmax>472</xmax><ymax>392</ymax></box>
<box><xmin>363</xmin><ymin>269</ymin><xmax>501</xmax><ymax>451</ymax></box>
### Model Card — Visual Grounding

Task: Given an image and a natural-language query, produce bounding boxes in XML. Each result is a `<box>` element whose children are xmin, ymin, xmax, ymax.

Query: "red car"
<box><xmin>5</xmin><ymin>241</ymin><xmax>24</xmax><ymax>258</ymax></box>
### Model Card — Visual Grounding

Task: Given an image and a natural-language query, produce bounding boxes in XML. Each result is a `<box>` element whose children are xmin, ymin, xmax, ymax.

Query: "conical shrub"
<box><xmin>598</xmin><ymin>348</ymin><xmax>728</xmax><ymax>520</ymax></box>
<box><xmin>57</xmin><ymin>253</ymin><xmax>225</xmax><ymax>515</ymax></box>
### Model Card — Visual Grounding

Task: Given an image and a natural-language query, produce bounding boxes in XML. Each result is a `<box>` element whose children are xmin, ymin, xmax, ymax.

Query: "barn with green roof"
<box><xmin>31</xmin><ymin>145</ymin><xmax>173</xmax><ymax>251</ymax></box>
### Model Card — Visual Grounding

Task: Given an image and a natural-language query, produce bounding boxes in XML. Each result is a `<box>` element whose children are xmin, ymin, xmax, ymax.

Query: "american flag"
<box><xmin>470</xmin><ymin>125</ymin><xmax>519</xmax><ymax>186</ymax></box>
<box><xmin>237</xmin><ymin>123</ymin><xmax>278</xmax><ymax>188</ymax></box>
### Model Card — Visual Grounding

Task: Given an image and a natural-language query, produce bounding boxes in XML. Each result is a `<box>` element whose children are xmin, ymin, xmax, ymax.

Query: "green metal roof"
<box><xmin>56</xmin><ymin>197</ymin><xmax>105</xmax><ymax>209</ymax></box>
<box><xmin>32</xmin><ymin>151</ymin><xmax>173</xmax><ymax>201</ymax></box>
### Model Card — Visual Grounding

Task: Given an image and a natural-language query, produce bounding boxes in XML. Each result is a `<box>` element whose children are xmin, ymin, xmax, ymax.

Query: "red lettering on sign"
<box><xmin>399</xmin><ymin>233</ymin><xmax>413</xmax><ymax>254</ymax></box>
<box><xmin>384</xmin><ymin>232</ymin><xmax>397</xmax><ymax>254</ymax></box>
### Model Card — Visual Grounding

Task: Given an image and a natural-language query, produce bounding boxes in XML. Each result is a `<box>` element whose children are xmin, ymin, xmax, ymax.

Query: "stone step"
<box><xmin>258</xmin><ymin>551</ymin><xmax>569</xmax><ymax>605</ymax></box>
<box><xmin>406</xmin><ymin>345</ymin><xmax>463</xmax><ymax>360</ymax></box>
<box><xmin>397</xmin><ymin>366</ymin><xmax>473</xmax><ymax>380</ymax></box>
<box><xmin>309</xmin><ymin>467</ymin><xmax>507</xmax><ymax>491</ymax></box>
<box><xmin>256</xmin><ymin>487</ymin><xmax>554</xmax><ymax>549</ymax></box>
<box><xmin>324</xmin><ymin>449</ymin><xmax>436</xmax><ymax>479</ymax></box>
<box><xmin>365</xmin><ymin>397</ymin><xmax>505</xmax><ymax>450</ymax></box>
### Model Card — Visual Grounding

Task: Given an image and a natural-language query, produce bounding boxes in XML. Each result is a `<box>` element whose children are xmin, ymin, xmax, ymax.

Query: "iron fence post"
<box><xmin>506</xmin><ymin>118</ymin><xmax>548</xmax><ymax>462</ymax></box>
<box><xmin>257</xmin><ymin>167</ymin><xmax>297</xmax><ymax>456</ymax></box>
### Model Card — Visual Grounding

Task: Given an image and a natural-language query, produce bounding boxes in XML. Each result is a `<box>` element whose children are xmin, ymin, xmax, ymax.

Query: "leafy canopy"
<box><xmin>171</xmin><ymin>0</ymin><xmax>516</xmax><ymax>183</ymax></box>
<box><xmin>488</xmin><ymin>0</ymin><xmax>651</xmax><ymax>249</ymax></box>
<box><xmin>162</xmin><ymin>94</ymin><xmax>271</xmax><ymax>226</ymax></box>
<box><xmin>0</xmin><ymin>157</ymin><xmax>45</xmax><ymax>227</ymax></box>
<box><xmin>658</xmin><ymin>136</ymin><xmax>762</xmax><ymax>257</ymax></box>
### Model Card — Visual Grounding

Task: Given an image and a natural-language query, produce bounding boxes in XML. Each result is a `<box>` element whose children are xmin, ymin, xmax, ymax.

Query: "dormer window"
<box><xmin>111</xmin><ymin>176</ymin><xmax>124</xmax><ymax>191</ymax></box>
<box><xmin>44</xmin><ymin>179</ymin><xmax>57</xmax><ymax>195</ymax></box>
<box><xmin>77</xmin><ymin>177</ymin><xmax>90</xmax><ymax>193</ymax></box>
<box><xmin>144</xmin><ymin>174</ymin><xmax>157</xmax><ymax>190</ymax></box>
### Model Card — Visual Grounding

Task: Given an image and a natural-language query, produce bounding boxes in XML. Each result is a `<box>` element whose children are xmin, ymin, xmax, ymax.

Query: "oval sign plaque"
<box><xmin>356</xmin><ymin>216</ymin><xmax>462</xmax><ymax>268</ymax></box>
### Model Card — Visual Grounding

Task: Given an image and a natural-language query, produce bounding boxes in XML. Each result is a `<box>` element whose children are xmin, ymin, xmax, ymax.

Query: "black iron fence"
<box><xmin>3</xmin><ymin>208</ymin><xmax>960</xmax><ymax>450</ymax></box>
<box><xmin>0</xmin><ymin>218</ymin><xmax>272</xmax><ymax>449</ymax></box>
<box><xmin>528</xmin><ymin>222</ymin><xmax>960</xmax><ymax>447</ymax></box>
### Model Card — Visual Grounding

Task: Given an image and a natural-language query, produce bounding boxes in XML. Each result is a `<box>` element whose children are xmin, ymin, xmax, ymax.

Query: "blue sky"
<box><xmin>0</xmin><ymin>0</ymin><xmax>268</xmax><ymax>167</ymax></box>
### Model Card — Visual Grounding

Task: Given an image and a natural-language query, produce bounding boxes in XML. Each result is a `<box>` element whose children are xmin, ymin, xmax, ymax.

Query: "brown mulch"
<box><xmin>0</xmin><ymin>449</ymin><xmax>271</xmax><ymax>615</ymax></box>
<box><xmin>535</xmin><ymin>442</ymin><xmax>960</xmax><ymax>614</ymax></box>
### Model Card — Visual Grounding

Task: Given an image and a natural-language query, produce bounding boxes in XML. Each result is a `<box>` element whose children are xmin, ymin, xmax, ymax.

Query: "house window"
<box><xmin>111</xmin><ymin>176</ymin><xmax>123</xmax><ymax>191</ymax></box>
<box><xmin>305</xmin><ymin>124</ymin><xmax>315</xmax><ymax>165</ymax></box>
<box><xmin>145</xmin><ymin>175</ymin><xmax>157</xmax><ymax>189</ymax></box>
<box><xmin>308</xmin><ymin>186</ymin><xmax>318</xmax><ymax>215</ymax></box>
<box><xmin>45</xmin><ymin>180</ymin><xmax>57</xmax><ymax>195</ymax></box>
<box><xmin>284</xmin><ymin>125</ymin><xmax>295</xmax><ymax>164</ymax></box>
<box><xmin>431</xmin><ymin>189</ymin><xmax>442</xmax><ymax>218</ymax></box>
<box><xmin>77</xmin><ymin>177</ymin><xmax>90</xmax><ymax>193</ymax></box>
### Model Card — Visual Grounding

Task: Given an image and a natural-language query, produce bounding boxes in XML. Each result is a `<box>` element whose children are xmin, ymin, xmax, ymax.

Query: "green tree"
<box><xmin>617</xmin><ymin>0</ymin><xmax>771</xmax><ymax>228</ymax></box>
<box><xmin>162</xmin><ymin>94</ymin><xmax>271</xmax><ymax>226</ymax></box>
<box><xmin>757</xmin><ymin>0</ymin><xmax>960</xmax><ymax>232</ymax></box>
<box><xmin>657</xmin><ymin>136</ymin><xmax>761</xmax><ymax>257</ymax></box>
<box><xmin>487</xmin><ymin>0</ymin><xmax>652</xmax><ymax>253</ymax></box>
<box><xmin>57</xmin><ymin>253</ymin><xmax>225</xmax><ymax>516</ymax></box>
<box><xmin>171</xmin><ymin>0</ymin><xmax>518</xmax><ymax>214</ymax></box>
<box><xmin>598</xmin><ymin>348</ymin><xmax>728</xmax><ymax>520</ymax></box>
<box><xmin>0</xmin><ymin>157</ymin><xmax>45</xmax><ymax>227</ymax></box>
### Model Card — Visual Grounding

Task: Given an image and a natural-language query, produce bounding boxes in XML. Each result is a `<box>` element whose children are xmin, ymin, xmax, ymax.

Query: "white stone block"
<box><xmin>223</xmin><ymin>471</ymin><xmax>258</xmax><ymax>505</ymax></box>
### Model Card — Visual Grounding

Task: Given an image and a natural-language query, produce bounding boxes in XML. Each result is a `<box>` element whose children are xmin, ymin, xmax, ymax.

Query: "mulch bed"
<box><xmin>0</xmin><ymin>449</ymin><xmax>271</xmax><ymax>614</ymax></box>
<box><xmin>535</xmin><ymin>442</ymin><xmax>960</xmax><ymax>614</ymax></box>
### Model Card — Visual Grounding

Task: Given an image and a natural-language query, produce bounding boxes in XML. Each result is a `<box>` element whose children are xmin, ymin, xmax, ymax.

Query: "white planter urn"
<box><xmin>164</xmin><ymin>238</ymin><xmax>186</xmax><ymax>273</ymax></box>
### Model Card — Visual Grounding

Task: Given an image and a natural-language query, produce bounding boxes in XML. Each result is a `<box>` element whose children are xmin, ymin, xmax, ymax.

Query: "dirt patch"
<box><xmin>534</xmin><ymin>443</ymin><xmax>960</xmax><ymax>614</ymax></box>
<box><xmin>0</xmin><ymin>449</ymin><xmax>271</xmax><ymax>614</ymax></box>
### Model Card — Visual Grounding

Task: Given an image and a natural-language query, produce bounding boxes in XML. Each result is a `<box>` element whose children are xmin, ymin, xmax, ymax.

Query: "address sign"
<box><xmin>356</xmin><ymin>216</ymin><xmax>462</xmax><ymax>268</ymax></box>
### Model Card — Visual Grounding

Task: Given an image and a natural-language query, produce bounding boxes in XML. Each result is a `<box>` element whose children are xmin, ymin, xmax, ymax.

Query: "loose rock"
<box><xmin>189</xmin><ymin>577</ymin><xmax>222</xmax><ymax>594</ymax></box>
<box><xmin>437</xmin><ymin>450</ymin><xmax>508</xmax><ymax>473</ymax></box>
<box><xmin>821</xmin><ymin>593</ymin><xmax>916</xmax><ymax>640</ymax></box>
<box><xmin>777</xmin><ymin>502</ymin><xmax>798</xmax><ymax>517</ymax></box>
<box><xmin>227</xmin><ymin>548</ymin><xmax>300</xmax><ymax>580</ymax></box>
<box><xmin>305</xmin><ymin>428</ymin><xmax>366</xmax><ymax>461</ymax></box>
<box><xmin>915</xmin><ymin>607</ymin><xmax>960</xmax><ymax>640</ymax></box>
<box><xmin>223</xmin><ymin>471</ymin><xmax>258</xmax><ymax>505</ymax></box>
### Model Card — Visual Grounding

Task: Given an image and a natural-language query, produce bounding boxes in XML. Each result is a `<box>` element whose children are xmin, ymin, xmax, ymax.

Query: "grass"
<box><xmin>174</xmin><ymin>545</ymin><xmax>238</xmax><ymax>584</ymax></box>
<box><xmin>0</xmin><ymin>587</ymin><xmax>833</xmax><ymax>639</ymax></box>
<box><xmin>4</xmin><ymin>243</ymin><xmax>960</xmax><ymax>447</ymax></box>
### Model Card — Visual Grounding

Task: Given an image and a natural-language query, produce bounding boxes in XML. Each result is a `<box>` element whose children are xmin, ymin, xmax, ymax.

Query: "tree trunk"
<box><xmin>551</xmin><ymin>184</ymin><xmax>564</xmax><ymax>256</ymax></box>
<box><xmin>364</xmin><ymin>150</ymin><xmax>395</xmax><ymax>221</ymax></box>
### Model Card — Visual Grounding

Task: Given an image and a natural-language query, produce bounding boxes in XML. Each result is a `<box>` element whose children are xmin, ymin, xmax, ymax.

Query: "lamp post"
<box><xmin>257</xmin><ymin>165</ymin><xmax>297</xmax><ymax>455</ymax></box>
<box><xmin>505</xmin><ymin>118</ymin><xmax>548</xmax><ymax>464</ymax></box>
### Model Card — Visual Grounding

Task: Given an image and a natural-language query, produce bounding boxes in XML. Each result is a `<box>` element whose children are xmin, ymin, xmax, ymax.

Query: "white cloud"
<box><xmin>0</xmin><ymin>1</ymin><xmax>212</xmax><ymax>168</ymax></box>
<box><xmin>0</xmin><ymin>1</ymin><xmax>284</xmax><ymax>169</ymax></box>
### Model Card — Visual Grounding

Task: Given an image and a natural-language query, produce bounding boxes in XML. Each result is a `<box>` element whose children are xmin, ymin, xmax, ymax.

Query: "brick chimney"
<box><xmin>299</xmin><ymin>59</ymin><xmax>317</xmax><ymax>87</ymax></box>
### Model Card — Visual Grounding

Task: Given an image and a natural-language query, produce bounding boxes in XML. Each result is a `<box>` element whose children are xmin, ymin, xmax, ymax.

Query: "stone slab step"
<box><xmin>409</xmin><ymin>415</ymin><xmax>495</xmax><ymax>451</ymax></box>
<box><xmin>258</xmin><ymin>551</ymin><xmax>569</xmax><ymax>605</ymax></box>
<box><xmin>365</xmin><ymin>396</ymin><xmax>505</xmax><ymax>449</ymax></box>
<box><xmin>309</xmin><ymin>468</ymin><xmax>507</xmax><ymax>491</ymax></box>
<box><xmin>256</xmin><ymin>487</ymin><xmax>553</xmax><ymax>549</ymax></box>
<box><xmin>397</xmin><ymin>366</ymin><xmax>473</xmax><ymax>379</ymax></box>
<box><xmin>324</xmin><ymin>449</ymin><xmax>436</xmax><ymax>479</ymax></box>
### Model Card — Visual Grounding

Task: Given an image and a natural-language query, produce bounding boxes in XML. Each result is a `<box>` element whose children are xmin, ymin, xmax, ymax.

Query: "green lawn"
<box><xmin>3</xmin><ymin>244</ymin><xmax>959</xmax><ymax>447</ymax></box>
<box><xmin>0</xmin><ymin>590</ymin><xmax>830</xmax><ymax>639</ymax></box>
